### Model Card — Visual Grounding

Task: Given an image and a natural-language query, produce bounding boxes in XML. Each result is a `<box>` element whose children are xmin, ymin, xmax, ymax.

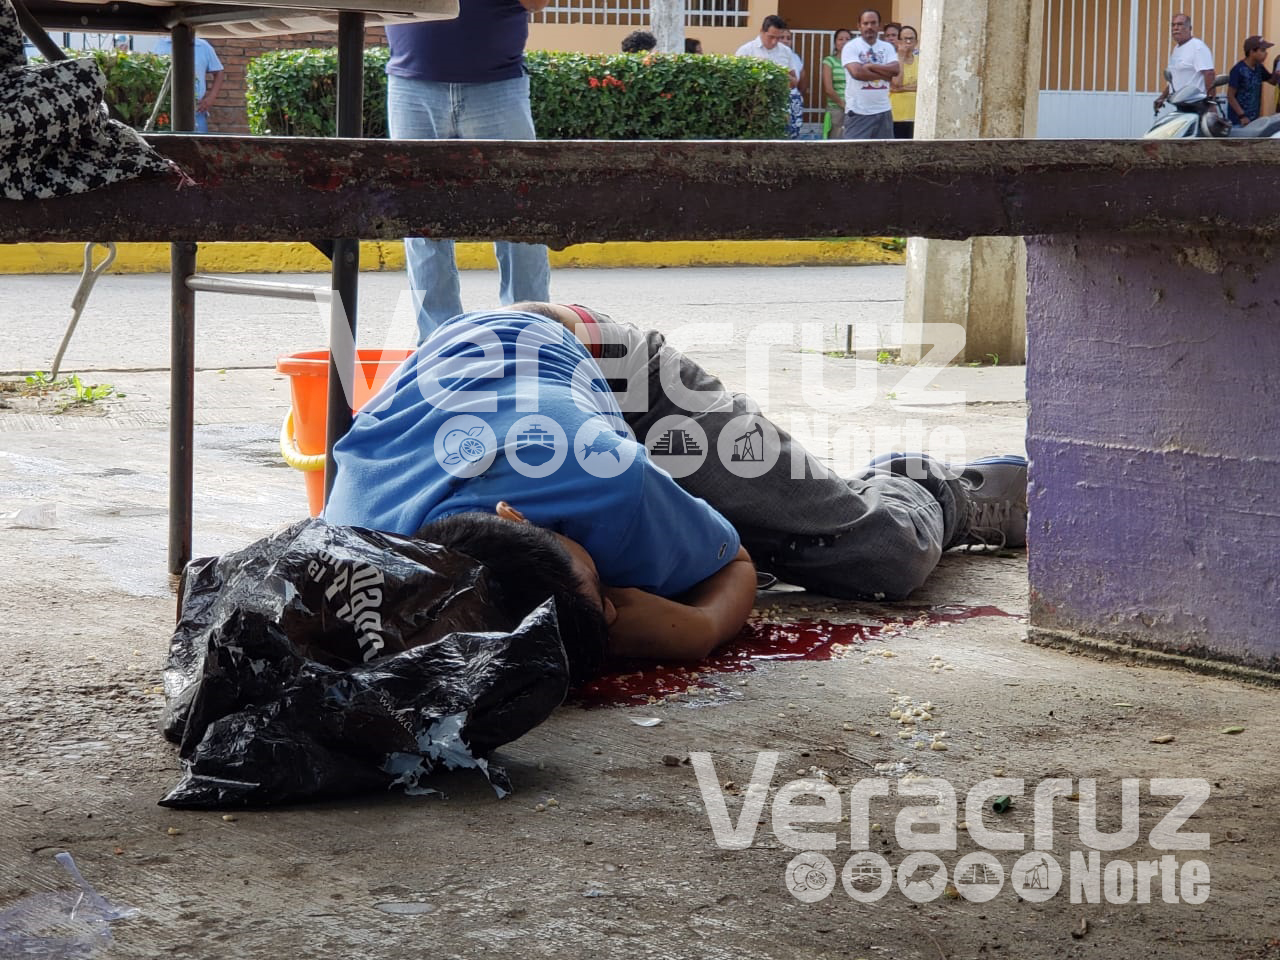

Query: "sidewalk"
<box><xmin>1</xmin><ymin>266</ymin><xmax>1275</xmax><ymax>960</ymax></box>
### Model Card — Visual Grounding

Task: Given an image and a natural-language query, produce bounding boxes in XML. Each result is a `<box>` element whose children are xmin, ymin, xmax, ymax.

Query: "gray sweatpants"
<box><xmin>594</xmin><ymin>319</ymin><xmax>965</xmax><ymax>600</ymax></box>
<box><xmin>843</xmin><ymin>109</ymin><xmax>894</xmax><ymax>140</ymax></box>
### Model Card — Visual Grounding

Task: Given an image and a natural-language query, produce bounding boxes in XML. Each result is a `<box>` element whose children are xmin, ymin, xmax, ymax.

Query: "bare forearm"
<box><xmin>606</xmin><ymin>548</ymin><xmax>756</xmax><ymax>660</ymax></box>
<box><xmin>822</xmin><ymin>64</ymin><xmax>839</xmax><ymax>103</ymax></box>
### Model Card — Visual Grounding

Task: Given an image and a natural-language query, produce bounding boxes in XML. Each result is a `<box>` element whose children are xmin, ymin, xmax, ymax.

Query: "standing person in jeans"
<box><xmin>155</xmin><ymin>35</ymin><xmax>224</xmax><ymax>133</ymax></box>
<box><xmin>385</xmin><ymin>0</ymin><xmax>552</xmax><ymax>342</ymax></box>
<box><xmin>841</xmin><ymin>8</ymin><xmax>898</xmax><ymax>139</ymax></box>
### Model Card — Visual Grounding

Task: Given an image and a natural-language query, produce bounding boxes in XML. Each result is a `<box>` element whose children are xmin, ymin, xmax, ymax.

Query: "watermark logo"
<box><xmin>785</xmin><ymin>852</ymin><xmax>838</xmax><ymax>903</ymax></box>
<box><xmin>434</xmin><ymin>415</ymin><xmax>496</xmax><ymax>478</ymax></box>
<box><xmin>574</xmin><ymin>419</ymin><xmax>637</xmax><ymax>479</ymax></box>
<box><xmin>504</xmin><ymin>416</ymin><xmax>567</xmax><ymax>479</ymax></box>
<box><xmin>689</xmin><ymin>752</ymin><xmax>1212</xmax><ymax>906</ymax></box>
<box><xmin>715</xmin><ymin>414</ymin><xmax>780</xmax><ymax>479</ymax></box>
<box><xmin>644</xmin><ymin>415</ymin><xmax>708</xmax><ymax>479</ymax></box>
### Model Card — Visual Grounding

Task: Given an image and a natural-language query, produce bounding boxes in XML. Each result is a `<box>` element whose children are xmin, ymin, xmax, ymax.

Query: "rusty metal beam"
<box><xmin>5</xmin><ymin>136</ymin><xmax>1280</xmax><ymax>245</ymax></box>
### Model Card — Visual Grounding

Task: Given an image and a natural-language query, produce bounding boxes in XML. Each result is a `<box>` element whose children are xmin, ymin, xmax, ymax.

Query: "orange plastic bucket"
<box><xmin>275</xmin><ymin>349</ymin><xmax>414</xmax><ymax>516</ymax></box>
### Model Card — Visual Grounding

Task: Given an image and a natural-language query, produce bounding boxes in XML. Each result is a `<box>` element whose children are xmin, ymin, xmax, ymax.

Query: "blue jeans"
<box><xmin>194</xmin><ymin>110</ymin><xmax>209</xmax><ymax>133</ymax></box>
<box><xmin>387</xmin><ymin>73</ymin><xmax>551</xmax><ymax>342</ymax></box>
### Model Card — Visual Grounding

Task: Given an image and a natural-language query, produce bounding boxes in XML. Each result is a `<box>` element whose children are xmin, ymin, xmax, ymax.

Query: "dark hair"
<box><xmin>684</xmin><ymin>37</ymin><xmax>702</xmax><ymax>53</ymax></box>
<box><xmin>859</xmin><ymin>9</ymin><xmax>881</xmax><ymax>23</ymax></box>
<box><xmin>762</xmin><ymin>14</ymin><xmax>787</xmax><ymax>32</ymax></box>
<box><xmin>833</xmin><ymin>27</ymin><xmax>853</xmax><ymax>41</ymax></box>
<box><xmin>415</xmin><ymin>513</ymin><xmax>608</xmax><ymax>684</ymax></box>
<box><xmin>621</xmin><ymin>29</ymin><xmax>657</xmax><ymax>53</ymax></box>
<box><xmin>882</xmin><ymin>20</ymin><xmax>901</xmax><ymax>33</ymax></box>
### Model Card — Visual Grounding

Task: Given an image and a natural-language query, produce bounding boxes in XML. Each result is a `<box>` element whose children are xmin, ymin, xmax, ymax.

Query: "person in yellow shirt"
<box><xmin>890</xmin><ymin>24</ymin><xmax>918</xmax><ymax>139</ymax></box>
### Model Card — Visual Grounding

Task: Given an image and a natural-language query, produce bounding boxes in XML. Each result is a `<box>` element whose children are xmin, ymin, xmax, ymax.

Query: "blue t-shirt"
<box><xmin>154</xmin><ymin>37</ymin><xmax>223</xmax><ymax>99</ymax></box>
<box><xmin>324</xmin><ymin>312</ymin><xmax>739</xmax><ymax>597</ymax></box>
<box><xmin>1228</xmin><ymin>60</ymin><xmax>1271</xmax><ymax>123</ymax></box>
<box><xmin>386</xmin><ymin>0</ymin><xmax>530</xmax><ymax>84</ymax></box>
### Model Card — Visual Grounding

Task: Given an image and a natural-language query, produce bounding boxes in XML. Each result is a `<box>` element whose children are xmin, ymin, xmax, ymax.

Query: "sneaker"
<box><xmin>955</xmin><ymin>456</ymin><xmax>1028</xmax><ymax>550</ymax></box>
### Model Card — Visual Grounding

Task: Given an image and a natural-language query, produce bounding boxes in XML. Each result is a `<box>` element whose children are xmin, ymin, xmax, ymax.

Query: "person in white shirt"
<box><xmin>841</xmin><ymin>8</ymin><xmax>899</xmax><ymax>139</ymax></box>
<box><xmin>736</xmin><ymin>15</ymin><xmax>802</xmax><ymax>136</ymax></box>
<box><xmin>1155</xmin><ymin>12</ymin><xmax>1215</xmax><ymax>110</ymax></box>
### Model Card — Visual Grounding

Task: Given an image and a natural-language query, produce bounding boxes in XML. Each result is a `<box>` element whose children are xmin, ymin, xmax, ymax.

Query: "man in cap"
<box><xmin>1227</xmin><ymin>35</ymin><xmax>1277</xmax><ymax>126</ymax></box>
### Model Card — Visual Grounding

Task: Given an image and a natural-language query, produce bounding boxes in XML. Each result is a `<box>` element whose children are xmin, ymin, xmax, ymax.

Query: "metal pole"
<box><xmin>170</xmin><ymin>23</ymin><xmax>195</xmax><ymax>132</ymax></box>
<box><xmin>324</xmin><ymin>12</ymin><xmax>365</xmax><ymax>505</ymax></box>
<box><xmin>168</xmin><ymin>24</ymin><xmax>197</xmax><ymax>575</ymax></box>
<box><xmin>168</xmin><ymin>241</ymin><xmax>197</xmax><ymax>575</ymax></box>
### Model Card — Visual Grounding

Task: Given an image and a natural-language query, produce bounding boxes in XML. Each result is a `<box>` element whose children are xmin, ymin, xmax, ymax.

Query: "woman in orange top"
<box><xmin>890</xmin><ymin>24</ymin><xmax>919</xmax><ymax>139</ymax></box>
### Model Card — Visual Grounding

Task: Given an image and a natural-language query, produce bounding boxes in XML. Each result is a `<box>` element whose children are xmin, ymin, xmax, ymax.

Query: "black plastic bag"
<box><xmin>159</xmin><ymin>519</ymin><xmax>570</xmax><ymax>808</ymax></box>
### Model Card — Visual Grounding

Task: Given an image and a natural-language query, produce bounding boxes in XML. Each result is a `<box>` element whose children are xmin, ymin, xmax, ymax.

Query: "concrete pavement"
<box><xmin>1</xmin><ymin>265</ymin><xmax>1276</xmax><ymax>960</ymax></box>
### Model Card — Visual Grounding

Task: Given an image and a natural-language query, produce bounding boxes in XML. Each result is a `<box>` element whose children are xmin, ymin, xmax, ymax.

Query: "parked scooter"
<box><xmin>1145</xmin><ymin>68</ymin><xmax>1280</xmax><ymax>138</ymax></box>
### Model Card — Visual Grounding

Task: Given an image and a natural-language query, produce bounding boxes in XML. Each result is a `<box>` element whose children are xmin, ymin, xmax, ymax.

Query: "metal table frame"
<box><xmin>17</xmin><ymin>0</ymin><xmax>369</xmax><ymax>573</ymax></box>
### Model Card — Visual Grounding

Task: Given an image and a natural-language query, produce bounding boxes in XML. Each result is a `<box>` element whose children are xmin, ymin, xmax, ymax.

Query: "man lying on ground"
<box><xmin>323</xmin><ymin>303</ymin><xmax>1027</xmax><ymax>680</ymax></box>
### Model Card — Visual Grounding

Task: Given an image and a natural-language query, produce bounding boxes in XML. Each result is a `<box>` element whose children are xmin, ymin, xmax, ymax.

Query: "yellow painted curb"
<box><xmin>0</xmin><ymin>238</ymin><xmax>903</xmax><ymax>275</ymax></box>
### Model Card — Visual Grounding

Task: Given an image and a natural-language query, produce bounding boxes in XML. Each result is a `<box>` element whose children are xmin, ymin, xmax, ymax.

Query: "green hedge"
<box><xmin>245</xmin><ymin>47</ymin><xmax>790</xmax><ymax>139</ymax></box>
<box><xmin>526</xmin><ymin>51</ymin><xmax>789</xmax><ymax>139</ymax></box>
<box><xmin>35</xmin><ymin>50</ymin><xmax>172</xmax><ymax>129</ymax></box>
<box><xmin>246</xmin><ymin>47</ymin><xmax>391</xmax><ymax>137</ymax></box>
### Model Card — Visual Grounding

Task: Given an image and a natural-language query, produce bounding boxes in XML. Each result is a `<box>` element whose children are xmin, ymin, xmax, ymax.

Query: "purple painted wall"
<box><xmin>1026</xmin><ymin>235</ymin><xmax>1280</xmax><ymax>671</ymax></box>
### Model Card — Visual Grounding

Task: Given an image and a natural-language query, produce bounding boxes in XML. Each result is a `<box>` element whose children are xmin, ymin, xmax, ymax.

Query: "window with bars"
<box><xmin>531</xmin><ymin>0</ymin><xmax>749</xmax><ymax>29</ymax></box>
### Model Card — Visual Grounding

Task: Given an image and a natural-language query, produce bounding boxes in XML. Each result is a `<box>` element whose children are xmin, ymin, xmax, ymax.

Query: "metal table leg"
<box><xmin>168</xmin><ymin>24</ymin><xmax>197</xmax><ymax>576</ymax></box>
<box><xmin>324</xmin><ymin>12</ymin><xmax>366</xmax><ymax>505</ymax></box>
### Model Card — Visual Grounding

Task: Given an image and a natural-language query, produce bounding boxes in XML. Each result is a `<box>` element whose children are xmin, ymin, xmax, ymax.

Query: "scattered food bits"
<box><xmin>958</xmin><ymin>821</ymin><xmax>969</xmax><ymax>830</ymax></box>
<box><xmin>112</xmin><ymin>846</ymin><xmax>124</xmax><ymax>855</ymax></box>
<box><xmin>869</xmin><ymin>730</ymin><xmax>881</xmax><ymax>738</ymax></box>
<box><xmin>166</xmin><ymin>827</ymin><xmax>182</xmax><ymax>836</ymax></box>
<box><xmin>871</xmin><ymin>823</ymin><xmax>882</xmax><ymax>832</ymax></box>
<box><xmin>815</xmin><ymin>681</ymin><xmax>825</xmax><ymax>687</ymax></box>
<box><xmin>942</xmin><ymin>665</ymin><xmax>955</xmax><ymax>671</ymax></box>
<box><xmin>723</xmin><ymin>781</ymin><xmax>737</xmax><ymax>791</ymax></box>
<box><xmin>921</xmin><ymin>701</ymin><xmax>934</xmax><ymax>711</ymax></box>
<box><xmin>919</xmin><ymin>712</ymin><xmax>932</xmax><ymax>722</ymax></box>
<box><xmin>930</xmin><ymin>741</ymin><xmax>948</xmax><ymax>752</ymax></box>
<box><xmin>592</xmin><ymin>747</ymin><xmax>603</xmax><ymax>755</ymax></box>
<box><xmin>842</xmin><ymin>722</ymin><xmax>857</xmax><ymax>731</ymax></box>
<box><xmin>221</xmin><ymin>814</ymin><xmax>238</xmax><ymax>823</ymax></box>
<box><xmin>944</xmin><ymin>883</ymin><xmax>960</xmax><ymax>899</ymax></box>
<box><xmin>1114</xmin><ymin>703</ymin><xmax>1135</xmax><ymax>709</ymax></box>
<box><xmin>898</xmin><ymin>731</ymin><xmax>912</xmax><ymax>740</ymax></box>
<box><xmin>1221</xmin><ymin>726</ymin><xmax>1246</xmax><ymax>735</ymax></box>
<box><xmin>1150</xmin><ymin>735</ymin><xmax>1176</xmax><ymax>744</ymax></box>
<box><xmin>882</xmin><ymin>651</ymin><xmax>897</xmax><ymax>659</ymax></box>
<box><xmin>861</xmin><ymin>657</ymin><xmax>873</xmax><ymax>664</ymax></box>
<box><xmin>739</xmin><ymin>679</ymin><xmax>749</xmax><ymax>686</ymax></box>
<box><xmin>661</xmin><ymin>755</ymin><xmax>682</xmax><ymax>767</ymax></box>
<box><xmin>534</xmin><ymin>803</ymin><xmax>546</xmax><ymax>812</ymax></box>
<box><xmin>787</xmin><ymin>704</ymin><xmax>797</xmax><ymax>711</ymax></box>
<box><xmin>889</xmin><ymin>709</ymin><xmax>903</xmax><ymax>720</ymax></box>
<box><xmin>913</xmin><ymin>742</ymin><xmax>925</xmax><ymax>750</ymax></box>
<box><xmin>994</xmin><ymin>767</ymin><xmax>1006</xmax><ymax>777</ymax></box>
<box><xmin>546</xmin><ymin>797</ymin><xmax>559</xmax><ymax>807</ymax></box>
